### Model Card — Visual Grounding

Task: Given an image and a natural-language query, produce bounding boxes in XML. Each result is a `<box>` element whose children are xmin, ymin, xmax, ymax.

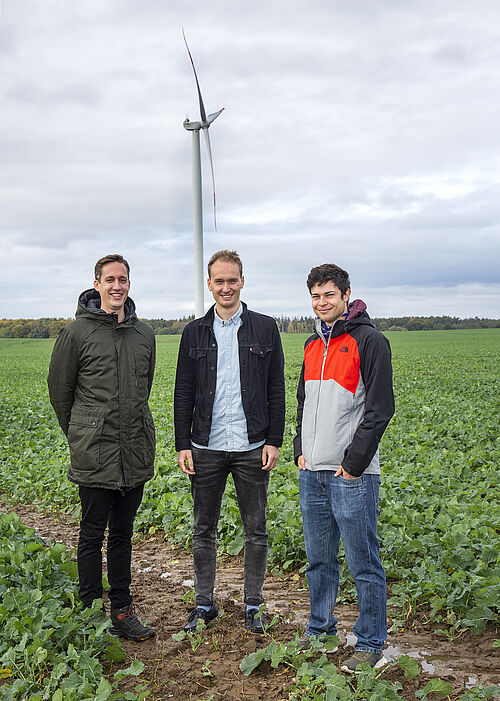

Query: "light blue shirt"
<box><xmin>193</xmin><ymin>305</ymin><xmax>264</xmax><ymax>452</ymax></box>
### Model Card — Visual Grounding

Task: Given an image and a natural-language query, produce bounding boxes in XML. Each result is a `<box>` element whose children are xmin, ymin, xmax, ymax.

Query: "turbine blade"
<box><xmin>206</xmin><ymin>108</ymin><xmax>225</xmax><ymax>125</ymax></box>
<box><xmin>203</xmin><ymin>127</ymin><xmax>218</xmax><ymax>231</ymax></box>
<box><xmin>182</xmin><ymin>28</ymin><xmax>207</xmax><ymax>123</ymax></box>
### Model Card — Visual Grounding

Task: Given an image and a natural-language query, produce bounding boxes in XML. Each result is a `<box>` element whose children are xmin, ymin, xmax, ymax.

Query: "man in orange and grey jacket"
<box><xmin>294</xmin><ymin>263</ymin><xmax>394</xmax><ymax>673</ymax></box>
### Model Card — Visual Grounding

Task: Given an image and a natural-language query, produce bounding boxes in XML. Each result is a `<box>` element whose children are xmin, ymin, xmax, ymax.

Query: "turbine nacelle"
<box><xmin>183</xmin><ymin>107</ymin><xmax>224</xmax><ymax>132</ymax></box>
<box><xmin>183</xmin><ymin>118</ymin><xmax>202</xmax><ymax>131</ymax></box>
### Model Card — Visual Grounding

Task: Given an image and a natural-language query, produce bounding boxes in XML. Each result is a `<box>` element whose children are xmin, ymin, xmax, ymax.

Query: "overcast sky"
<box><xmin>1</xmin><ymin>0</ymin><xmax>499</xmax><ymax>320</ymax></box>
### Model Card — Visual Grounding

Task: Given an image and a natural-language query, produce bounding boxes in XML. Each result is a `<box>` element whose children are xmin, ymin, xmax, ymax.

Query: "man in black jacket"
<box><xmin>48</xmin><ymin>254</ymin><xmax>156</xmax><ymax>641</ymax></box>
<box><xmin>174</xmin><ymin>250</ymin><xmax>285</xmax><ymax>633</ymax></box>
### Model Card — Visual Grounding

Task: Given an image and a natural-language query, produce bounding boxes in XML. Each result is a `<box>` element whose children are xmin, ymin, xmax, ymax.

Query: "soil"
<box><xmin>2</xmin><ymin>498</ymin><xmax>499</xmax><ymax>701</ymax></box>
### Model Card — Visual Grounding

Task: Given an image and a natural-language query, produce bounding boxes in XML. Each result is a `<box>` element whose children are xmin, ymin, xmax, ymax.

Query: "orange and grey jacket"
<box><xmin>293</xmin><ymin>300</ymin><xmax>394</xmax><ymax>477</ymax></box>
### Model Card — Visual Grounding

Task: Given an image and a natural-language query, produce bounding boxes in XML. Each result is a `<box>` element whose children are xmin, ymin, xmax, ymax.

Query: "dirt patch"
<box><xmin>2</xmin><ymin>498</ymin><xmax>499</xmax><ymax>700</ymax></box>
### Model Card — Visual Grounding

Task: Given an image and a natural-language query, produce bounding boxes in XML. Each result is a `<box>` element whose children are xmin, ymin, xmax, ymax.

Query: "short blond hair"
<box><xmin>207</xmin><ymin>250</ymin><xmax>243</xmax><ymax>278</ymax></box>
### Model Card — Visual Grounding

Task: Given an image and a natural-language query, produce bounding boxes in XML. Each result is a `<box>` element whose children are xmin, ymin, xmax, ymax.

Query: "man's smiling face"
<box><xmin>310</xmin><ymin>280</ymin><xmax>350</xmax><ymax>325</ymax></box>
<box><xmin>93</xmin><ymin>261</ymin><xmax>130</xmax><ymax>317</ymax></box>
<box><xmin>207</xmin><ymin>259</ymin><xmax>244</xmax><ymax>317</ymax></box>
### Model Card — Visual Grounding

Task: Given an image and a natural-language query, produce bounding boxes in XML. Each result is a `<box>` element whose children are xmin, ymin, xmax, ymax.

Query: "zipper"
<box><xmin>310</xmin><ymin>330</ymin><xmax>331</xmax><ymax>466</ymax></box>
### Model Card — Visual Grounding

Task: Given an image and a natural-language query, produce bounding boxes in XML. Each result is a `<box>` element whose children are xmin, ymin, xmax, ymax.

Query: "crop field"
<box><xmin>0</xmin><ymin>329</ymin><xmax>499</xmax><ymax>699</ymax></box>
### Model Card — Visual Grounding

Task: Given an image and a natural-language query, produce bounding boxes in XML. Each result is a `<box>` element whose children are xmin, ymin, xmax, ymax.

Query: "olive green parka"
<box><xmin>47</xmin><ymin>289</ymin><xmax>156</xmax><ymax>490</ymax></box>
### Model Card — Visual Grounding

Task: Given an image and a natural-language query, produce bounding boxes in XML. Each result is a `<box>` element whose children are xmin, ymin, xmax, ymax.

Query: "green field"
<box><xmin>0</xmin><ymin>512</ymin><xmax>148</xmax><ymax>699</ymax></box>
<box><xmin>0</xmin><ymin>330</ymin><xmax>499</xmax><ymax>636</ymax></box>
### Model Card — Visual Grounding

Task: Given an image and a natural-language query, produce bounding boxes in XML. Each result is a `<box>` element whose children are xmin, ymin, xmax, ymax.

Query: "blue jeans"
<box><xmin>190</xmin><ymin>446</ymin><xmax>269</xmax><ymax>607</ymax></box>
<box><xmin>299</xmin><ymin>470</ymin><xmax>386</xmax><ymax>653</ymax></box>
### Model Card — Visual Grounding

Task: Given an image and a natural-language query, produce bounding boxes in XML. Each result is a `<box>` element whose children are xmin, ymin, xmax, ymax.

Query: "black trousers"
<box><xmin>190</xmin><ymin>446</ymin><xmax>269</xmax><ymax>607</ymax></box>
<box><xmin>77</xmin><ymin>484</ymin><xmax>144</xmax><ymax>611</ymax></box>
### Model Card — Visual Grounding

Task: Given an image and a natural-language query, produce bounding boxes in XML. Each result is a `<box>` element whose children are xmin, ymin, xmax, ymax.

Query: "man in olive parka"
<box><xmin>48</xmin><ymin>254</ymin><xmax>156</xmax><ymax>641</ymax></box>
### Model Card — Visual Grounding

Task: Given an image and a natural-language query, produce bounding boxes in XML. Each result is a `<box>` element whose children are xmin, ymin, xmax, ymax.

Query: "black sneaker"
<box><xmin>110</xmin><ymin>603</ymin><xmax>156</xmax><ymax>642</ymax></box>
<box><xmin>245</xmin><ymin>608</ymin><xmax>266</xmax><ymax>634</ymax></box>
<box><xmin>183</xmin><ymin>604</ymin><xmax>218</xmax><ymax>632</ymax></box>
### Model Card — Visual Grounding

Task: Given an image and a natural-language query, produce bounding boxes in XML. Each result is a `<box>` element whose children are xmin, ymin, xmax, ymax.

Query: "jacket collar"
<box><xmin>314</xmin><ymin>299</ymin><xmax>371</xmax><ymax>341</ymax></box>
<box><xmin>200</xmin><ymin>301</ymin><xmax>249</xmax><ymax>327</ymax></box>
<box><xmin>76</xmin><ymin>289</ymin><xmax>137</xmax><ymax>325</ymax></box>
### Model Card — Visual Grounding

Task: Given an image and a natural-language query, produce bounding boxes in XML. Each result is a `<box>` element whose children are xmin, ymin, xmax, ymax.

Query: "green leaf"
<box><xmin>94</xmin><ymin>676</ymin><xmax>113</xmax><ymax>700</ymax></box>
<box><xmin>114</xmin><ymin>659</ymin><xmax>145</xmax><ymax>680</ymax></box>
<box><xmin>239</xmin><ymin>648</ymin><xmax>267</xmax><ymax>675</ymax></box>
<box><xmin>26</xmin><ymin>542</ymin><xmax>43</xmax><ymax>553</ymax></box>
<box><xmin>416</xmin><ymin>678</ymin><xmax>453</xmax><ymax>698</ymax></box>
<box><xmin>270</xmin><ymin>642</ymin><xmax>286</xmax><ymax>669</ymax></box>
<box><xmin>171</xmin><ymin>631</ymin><xmax>186</xmax><ymax>642</ymax></box>
<box><xmin>34</xmin><ymin>646</ymin><xmax>48</xmax><ymax>665</ymax></box>
<box><xmin>103</xmin><ymin>640</ymin><xmax>126</xmax><ymax>662</ymax></box>
<box><xmin>324</xmin><ymin>680</ymin><xmax>352</xmax><ymax>700</ymax></box>
<box><xmin>397</xmin><ymin>654</ymin><xmax>420</xmax><ymax>677</ymax></box>
<box><xmin>226</xmin><ymin>535</ymin><xmax>244</xmax><ymax>555</ymax></box>
<box><xmin>370</xmin><ymin>681</ymin><xmax>405</xmax><ymax>701</ymax></box>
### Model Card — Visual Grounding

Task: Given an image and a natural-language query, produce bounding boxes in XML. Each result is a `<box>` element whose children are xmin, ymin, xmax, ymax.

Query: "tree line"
<box><xmin>0</xmin><ymin>315</ymin><xmax>498</xmax><ymax>339</ymax></box>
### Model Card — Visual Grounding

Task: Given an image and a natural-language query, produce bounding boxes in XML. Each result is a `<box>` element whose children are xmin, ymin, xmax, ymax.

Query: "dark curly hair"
<box><xmin>306</xmin><ymin>263</ymin><xmax>350</xmax><ymax>295</ymax></box>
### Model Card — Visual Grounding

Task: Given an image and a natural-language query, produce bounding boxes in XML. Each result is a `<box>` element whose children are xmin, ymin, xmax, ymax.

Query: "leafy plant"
<box><xmin>0</xmin><ymin>511</ymin><xmax>149</xmax><ymax>700</ymax></box>
<box><xmin>172</xmin><ymin>618</ymin><xmax>207</xmax><ymax>651</ymax></box>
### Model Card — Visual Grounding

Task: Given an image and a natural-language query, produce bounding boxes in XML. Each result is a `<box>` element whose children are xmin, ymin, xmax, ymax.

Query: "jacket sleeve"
<box><xmin>147</xmin><ymin>333</ymin><xmax>156</xmax><ymax>397</ymax></box>
<box><xmin>342</xmin><ymin>332</ymin><xmax>395</xmax><ymax>477</ymax></box>
<box><xmin>293</xmin><ymin>360</ymin><xmax>306</xmax><ymax>465</ymax></box>
<box><xmin>265</xmin><ymin>323</ymin><xmax>286</xmax><ymax>447</ymax></box>
<box><xmin>47</xmin><ymin>327</ymin><xmax>79</xmax><ymax>436</ymax></box>
<box><xmin>173</xmin><ymin>327</ymin><xmax>196</xmax><ymax>451</ymax></box>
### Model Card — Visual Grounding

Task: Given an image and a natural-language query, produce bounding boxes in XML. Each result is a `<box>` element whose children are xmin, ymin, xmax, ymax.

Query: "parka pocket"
<box><xmin>67</xmin><ymin>411</ymin><xmax>104</xmax><ymax>470</ymax></box>
<box><xmin>142</xmin><ymin>408</ymin><xmax>156</xmax><ymax>466</ymax></box>
<box><xmin>130</xmin><ymin>346</ymin><xmax>152</xmax><ymax>397</ymax></box>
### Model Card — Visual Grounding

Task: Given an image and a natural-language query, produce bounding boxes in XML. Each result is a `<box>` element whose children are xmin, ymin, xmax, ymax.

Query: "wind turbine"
<box><xmin>182</xmin><ymin>30</ymin><xmax>224</xmax><ymax>319</ymax></box>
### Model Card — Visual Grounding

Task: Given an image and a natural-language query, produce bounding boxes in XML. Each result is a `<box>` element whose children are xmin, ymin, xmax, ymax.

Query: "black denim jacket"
<box><xmin>174</xmin><ymin>303</ymin><xmax>285</xmax><ymax>451</ymax></box>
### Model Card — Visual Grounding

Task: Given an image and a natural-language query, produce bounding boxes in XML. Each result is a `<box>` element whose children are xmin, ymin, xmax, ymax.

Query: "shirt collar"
<box><xmin>214</xmin><ymin>304</ymin><xmax>243</xmax><ymax>327</ymax></box>
<box><xmin>320</xmin><ymin>311</ymin><xmax>349</xmax><ymax>338</ymax></box>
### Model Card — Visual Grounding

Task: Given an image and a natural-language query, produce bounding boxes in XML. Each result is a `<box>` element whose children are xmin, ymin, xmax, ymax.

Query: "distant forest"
<box><xmin>1</xmin><ymin>315</ymin><xmax>499</xmax><ymax>338</ymax></box>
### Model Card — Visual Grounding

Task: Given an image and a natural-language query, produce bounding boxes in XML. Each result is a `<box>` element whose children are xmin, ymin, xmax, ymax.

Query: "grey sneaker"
<box><xmin>341</xmin><ymin>650</ymin><xmax>386</xmax><ymax>674</ymax></box>
<box><xmin>296</xmin><ymin>634</ymin><xmax>339</xmax><ymax>654</ymax></box>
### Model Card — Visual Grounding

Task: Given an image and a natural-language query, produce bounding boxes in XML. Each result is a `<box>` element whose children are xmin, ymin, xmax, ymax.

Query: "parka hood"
<box><xmin>314</xmin><ymin>298</ymin><xmax>373</xmax><ymax>340</ymax></box>
<box><xmin>76</xmin><ymin>289</ymin><xmax>137</xmax><ymax>324</ymax></box>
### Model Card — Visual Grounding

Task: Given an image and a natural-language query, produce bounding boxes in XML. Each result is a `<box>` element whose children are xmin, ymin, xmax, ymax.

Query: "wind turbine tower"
<box><xmin>183</xmin><ymin>31</ymin><xmax>224</xmax><ymax>319</ymax></box>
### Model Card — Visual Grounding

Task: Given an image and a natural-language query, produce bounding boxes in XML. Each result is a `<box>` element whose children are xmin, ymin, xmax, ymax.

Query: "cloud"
<box><xmin>0</xmin><ymin>0</ymin><xmax>499</xmax><ymax>320</ymax></box>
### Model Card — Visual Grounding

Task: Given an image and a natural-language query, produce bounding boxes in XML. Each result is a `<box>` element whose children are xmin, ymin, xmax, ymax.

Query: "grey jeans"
<box><xmin>190</xmin><ymin>446</ymin><xmax>269</xmax><ymax>607</ymax></box>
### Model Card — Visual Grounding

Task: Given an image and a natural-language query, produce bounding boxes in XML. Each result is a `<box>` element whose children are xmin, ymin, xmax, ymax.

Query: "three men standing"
<box><xmin>47</xmin><ymin>251</ymin><xmax>392</xmax><ymax>666</ymax></box>
<box><xmin>294</xmin><ymin>263</ymin><xmax>394</xmax><ymax>672</ymax></box>
<box><xmin>174</xmin><ymin>250</ymin><xmax>285</xmax><ymax>633</ymax></box>
<box><xmin>48</xmin><ymin>254</ymin><xmax>156</xmax><ymax>641</ymax></box>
